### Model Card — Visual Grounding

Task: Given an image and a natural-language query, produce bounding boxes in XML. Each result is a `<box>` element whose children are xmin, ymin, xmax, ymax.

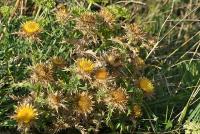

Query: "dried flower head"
<box><xmin>47</xmin><ymin>91</ymin><xmax>66</xmax><ymax>112</ymax></box>
<box><xmin>105</xmin><ymin>53</ymin><xmax>122</xmax><ymax>67</ymax></box>
<box><xmin>13</xmin><ymin>103</ymin><xmax>38</xmax><ymax>124</ymax></box>
<box><xmin>51</xmin><ymin>56</ymin><xmax>66</xmax><ymax>68</ymax></box>
<box><xmin>77</xmin><ymin>58</ymin><xmax>95</xmax><ymax>74</ymax></box>
<box><xmin>55</xmin><ymin>4</ymin><xmax>70</xmax><ymax>23</ymax></box>
<box><xmin>91</xmin><ymin>68</ymin><xmax>111</xmax><ymax>90</ymax></box>
<box><xmin>76</xmin><ymin>92</ymin><xmax>94</xmax><ymax>115</ymax></box>
<box><xmin>147</xmin><ymin>37</ymin><xmax>156</xmax><ymax>46</ymax></box>
<box><xmin>132</xmin><ymin>104</ymin><xmax>142</xmax><ymax>118</ymax></box>
<box><xmin>99</xmin><ymin>8</ymin><xmax>115</xmax><ymax>24</ymax></box>
<box><xmin>133</xmin><ymin>56</ymin><xmax>145</xmax><ymax>70</ymax></box>
<box><xmin>125</xmin><ymin>24</ymin><xmax>145</xmax><ymax>41</ymax></box>
<box><xmin>138</xmin><ymin>77</ymin><xmax>154</xmax><ymax>94</ymax></box>
<box><xmin>95</xmin><ymin>68</ymin><xmax>108</xmax><ymax>80</ymax></box>
<box><xmin>22</xmin><ymin>20</ymin><xmax>40</xmax><ymax>35</ymax></box>
<box><xmin>106</xmin><ymin>88</ymin><xmax>128</xmax><ymax>112</ymax></box>
<box><xmin>78</xmin><ymin>12</ymin><xmax>97</xmax><ymax>28</ymax></box>
<box><xmin>50</xmin><ymin>119</ymin><xmax>70</xmax><ymax>134</ymax></box>
<box><xmin>31</xmin><ymin>63</ymin><xmax>54</xmax><ymax>85</ymax></box>
<box><xmin>76</xmin><ymin>12</ymin><xmax>97</xmax><ymax>39</ymax></box>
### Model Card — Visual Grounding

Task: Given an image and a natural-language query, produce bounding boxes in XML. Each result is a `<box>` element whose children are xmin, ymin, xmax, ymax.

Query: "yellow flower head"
<box><xmin>22</xmin><ymin>20</ymin><xmax>40</xmax><ymax>35</ymax></box>
<box><xmin>76</xmin><ymin>92</ymin><xmax>94</xmax><ymax>115</ymax></box>
<box><xmin>106</xmin><ymin>88</ymin><xmax>128</xmax><ymax>111</ymax></box>
<box><xmin>77</xmin><ymin>58</ymin><xmax>94</xmax><ymax>73</ymax></box>
<box><xmin>132</xmin><ymin>105</ymin><xmax>142</xmax><ymax>118</ymax></box>
<box><xmin>138</xmin><ymin>77</ymin><xmax>154</xmax><ymax>93</ymax></box>
<box><xmin>14</xmin><ymin>103</ymin><xmax>38</xmax><ymax>124</ymax></box>
<box><xmin>95</xmin><ymin>68</ymin><xmax>108</xmax><ymax>80</ymax></box>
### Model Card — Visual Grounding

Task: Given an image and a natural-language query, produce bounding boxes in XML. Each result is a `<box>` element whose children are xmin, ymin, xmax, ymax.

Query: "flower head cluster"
<box><xmin>10</xmin><ymin>4</ymin><xmax>157</xmax><ymax>133</ymax></box>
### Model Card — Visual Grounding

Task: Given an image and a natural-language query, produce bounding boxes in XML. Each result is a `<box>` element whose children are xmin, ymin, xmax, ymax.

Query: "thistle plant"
<box><xmin>1</xmin><ymin>2</ymin><xmax>154</xmax><ymax>133</ymax></box>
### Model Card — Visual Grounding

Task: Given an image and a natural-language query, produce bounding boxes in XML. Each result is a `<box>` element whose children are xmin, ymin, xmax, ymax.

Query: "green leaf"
<box><xmin>106</xmin><ymin>5</ymin><xmax>131</xmax><ymax>20</ymax></box>
<box><xmin>0</xmin><ymin>6</ymin><xmax>13</xmax><ymax>17</ymax></box>
<box><xmin>33</xmin><ymin>0</ymin><xmax>55</xmax><ymax>9</ymax></box>
<box><xmin>87</xmin><ymin>0</ymin><xmax>108</xmax><ymax>4</ymax></box>
<box><xmin>164</xmin><ymin>120</ymin><xmax>173</xmax><ymax>130</ymax></box>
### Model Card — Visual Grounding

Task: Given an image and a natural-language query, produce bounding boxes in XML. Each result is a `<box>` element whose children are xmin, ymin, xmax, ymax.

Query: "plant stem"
<box><xmin>35</xmin><ymin>6</ymin><xmax>42</xmax><ymax>19</ymax></box>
